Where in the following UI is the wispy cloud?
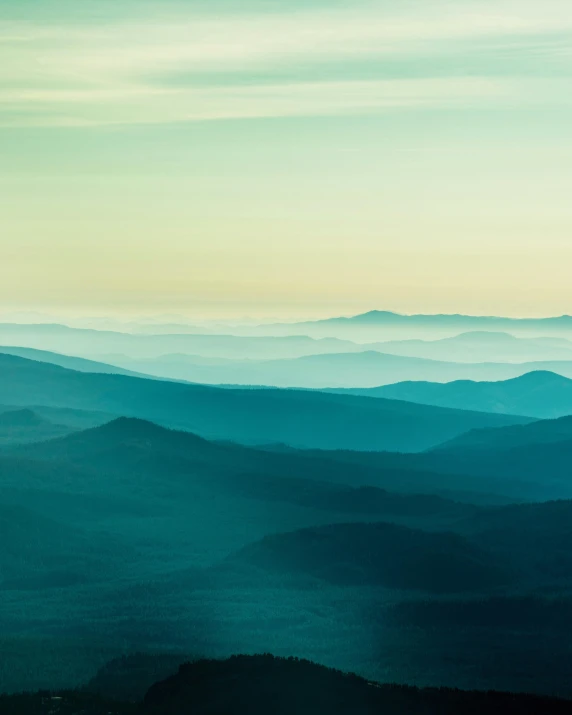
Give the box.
[1,0,572,126]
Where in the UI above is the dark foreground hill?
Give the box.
[144,655,572,714]
[348,371,572,419]
[88,349,572,389]
[0,353,530,452]
[4,655,572,715]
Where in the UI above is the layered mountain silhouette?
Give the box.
[248,310,572,341]
[432,414,572,452]
[341,371,572,418]
[0,353,530,452]
[83,350,572,388]
[370,331,572,363]
[286,420,572,502]
[4,410,572,697]
[0,345,140,376]
[6,316,572,703]
[6,417,475,523]
[0,323,373,361]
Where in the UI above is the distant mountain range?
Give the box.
[345,370,572,418]
[9,341,572,390]
[0,322,369,361]
[4,317,572,366]
[245,310,572,341]
[368,331,572,363]
[100,350,572,388]
[0,353,529,452]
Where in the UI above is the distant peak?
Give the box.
[452,331,516,341]
[101,416,163,432]
[510,370,571,384]
[0,408,45,427]
[354,310,401,318]
[93,416,207,445]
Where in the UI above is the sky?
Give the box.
[1,0,572,319]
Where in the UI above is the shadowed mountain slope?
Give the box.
[433,414,572,453]
[8,417,476,522]
[450,500,572,583]
[0,345,142,376]
[229,521,508,592]
[0,408,72,446]
[227,499,572,592]
[89,350,572,388]
[0,503,130,589]
[0,353,530,452]
[275,431,572,502]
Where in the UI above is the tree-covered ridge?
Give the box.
[3,655,572,715]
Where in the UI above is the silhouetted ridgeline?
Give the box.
[0,345,141,376]
[261,310,572,340]
[3,655,572,714]
[344,371,572,418]
[0,353,530,451]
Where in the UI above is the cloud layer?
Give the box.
[2,0,572,126]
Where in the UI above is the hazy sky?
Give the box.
[1,0,572,319]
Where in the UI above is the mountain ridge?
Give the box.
[343,371,572,418]
[0,352,531,453]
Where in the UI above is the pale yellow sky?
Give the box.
[2,0,572,319]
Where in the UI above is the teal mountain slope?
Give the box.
[0,345,142,376]
[369,331,572,363]
[0,353,530,452]
[432,414,572,453]
[0,407,73,445]
[85,350,572,388]
[346,371,572,418]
